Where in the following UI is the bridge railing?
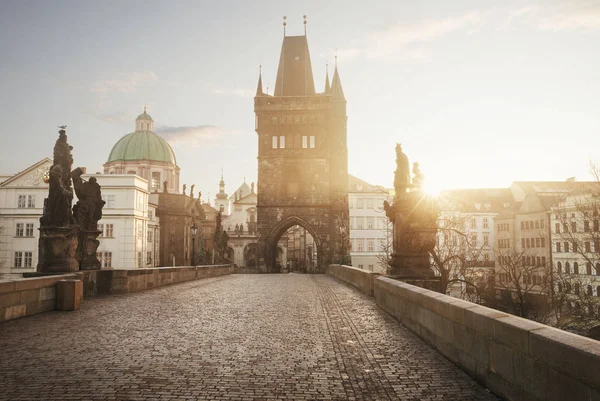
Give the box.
[0,264,233,323]
[327,264,600,401]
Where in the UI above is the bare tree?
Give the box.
[376,219,393,274]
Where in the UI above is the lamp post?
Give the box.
[191,222,198,266]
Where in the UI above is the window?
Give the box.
[357,239,364,252]
[14,252,23,267]
[151,172,161,189]
[541,238,545,248]
[574,262,579,274]
[366,198,374,209]
[367,217,374,229]
[367,240,374,252]
[540,219,545,229]
[471,218,476,229]
[571,222,577,233]
[309,136,315,148]
[27,195,35,208]
[587,263,593,275]
[137,252,142,267]
[563,223,569,233]
[349,239,353,251]
[279,135,285,148]
[356,217,364,229]
[98,224,104,237]
[24,223,33,237]
[573,241,578,253]
[357,198,364,209]
[148,230,153,243]
[272,136,278,148]
[105,224,114,237]
[15,223,24,237]
[103,195,116,209]
[557,262,562,273]
[565,262,571,274]
[483,234,489,246]
[594,220,599,232]
[555,223,560,233]
[137,222,143,239]
[564,242,569,252]
[102,252,112,268]
[526,238,530,248]
[302,136,308,148]
[535,238,540,248]
[147,251,152,264]
[358,264,364,269]
[349,217,355,230]
[584,220,591,232]
[23,252,33,267]
[17,195,26,208]
[585,242,591,253]
[556,242,562,252]
[368,264,374,271]
[471,234,477,245]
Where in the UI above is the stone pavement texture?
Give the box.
[0,274,497,401]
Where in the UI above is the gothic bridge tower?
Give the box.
[254,24,350,272]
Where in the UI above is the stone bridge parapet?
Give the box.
[327,264,600,401]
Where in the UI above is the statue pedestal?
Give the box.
[389,192,438,279]
[78,230,102,270]
[37,226,80,273]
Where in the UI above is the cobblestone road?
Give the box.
[0,274,497,401]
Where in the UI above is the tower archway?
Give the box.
[263,216,321,273]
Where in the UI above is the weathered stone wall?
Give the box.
[325,264,377,296]
[0,274,78,322]
[79,264,233,297]
[326,265,600,401]
[0,265,233,322]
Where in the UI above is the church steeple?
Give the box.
[330,62,345,101]
[324,63,331,93]
[256,65,265,97]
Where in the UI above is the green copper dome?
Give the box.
[107,131,176,165]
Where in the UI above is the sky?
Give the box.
[1,0,599,197]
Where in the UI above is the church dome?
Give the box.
[107,131,176,164]
[107,108,176,165]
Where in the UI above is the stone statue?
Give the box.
[183,184,187,196]
[163,180,168,193]
[72,168,105,231]
[40,164,73,227]
[190,184,195,199]
[412,162,424,189]
[198,191,202,202]
[383,200,395,223]
[235,224,239,232]
[394,143,410,196]
[38,127,79,273]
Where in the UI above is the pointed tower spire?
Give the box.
[256,64,264,96]
[331,57,345,101]
[324,62,331,93]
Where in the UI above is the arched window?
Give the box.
[587,263,592,275]
[574,262,579,274]
[587,285,593,296]
[565,282,571,293]
[557,282,563,293]
[557,262,562,273]
[565,262,571,274]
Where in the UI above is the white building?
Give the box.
[348,175,392,273]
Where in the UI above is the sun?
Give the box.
[422,179,444,197]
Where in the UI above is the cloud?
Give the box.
[335,11,486,62]
[90,71,158,93]
[512,2,600,31]
[95,111,130,125]
[155,125,228,147]
[214,88,254,98]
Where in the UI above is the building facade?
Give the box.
[254,31,350,272]
[347,175,392,273]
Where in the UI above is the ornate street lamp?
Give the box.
[191,222,198,266]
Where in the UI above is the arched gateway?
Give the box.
[254,28,350,273]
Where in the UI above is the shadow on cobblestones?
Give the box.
[0,274,497,401]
